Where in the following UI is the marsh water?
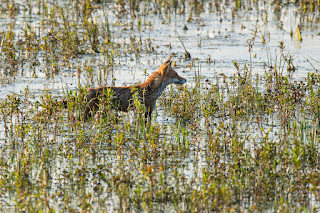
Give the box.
[0,0,320,211]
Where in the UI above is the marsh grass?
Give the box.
[0,0,320,212]
[3,49,320,211]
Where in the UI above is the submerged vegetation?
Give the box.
[0,0,320,212]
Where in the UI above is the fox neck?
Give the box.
[139,72,170,100]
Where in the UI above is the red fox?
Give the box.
[64,57,186,121]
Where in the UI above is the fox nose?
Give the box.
[180,78,186,84]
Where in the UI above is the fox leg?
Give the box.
[145,111,151,122]
[145,104,154,122]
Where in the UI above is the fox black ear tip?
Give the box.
[165,56,172,64]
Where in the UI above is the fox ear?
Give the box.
[164,59,172,74]
[160,57,172,75]
[164,56,171,64]
[165,57,172,68]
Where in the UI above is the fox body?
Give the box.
[81,57,186,120]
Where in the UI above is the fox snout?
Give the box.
[175,77,186,85]
[172,71,186,85]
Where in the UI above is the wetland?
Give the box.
[0,0,320,212]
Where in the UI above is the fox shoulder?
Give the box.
[87,88,96,93]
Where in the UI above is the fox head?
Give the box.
[158,57,186,85]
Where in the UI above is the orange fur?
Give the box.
[81,57,186,120]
